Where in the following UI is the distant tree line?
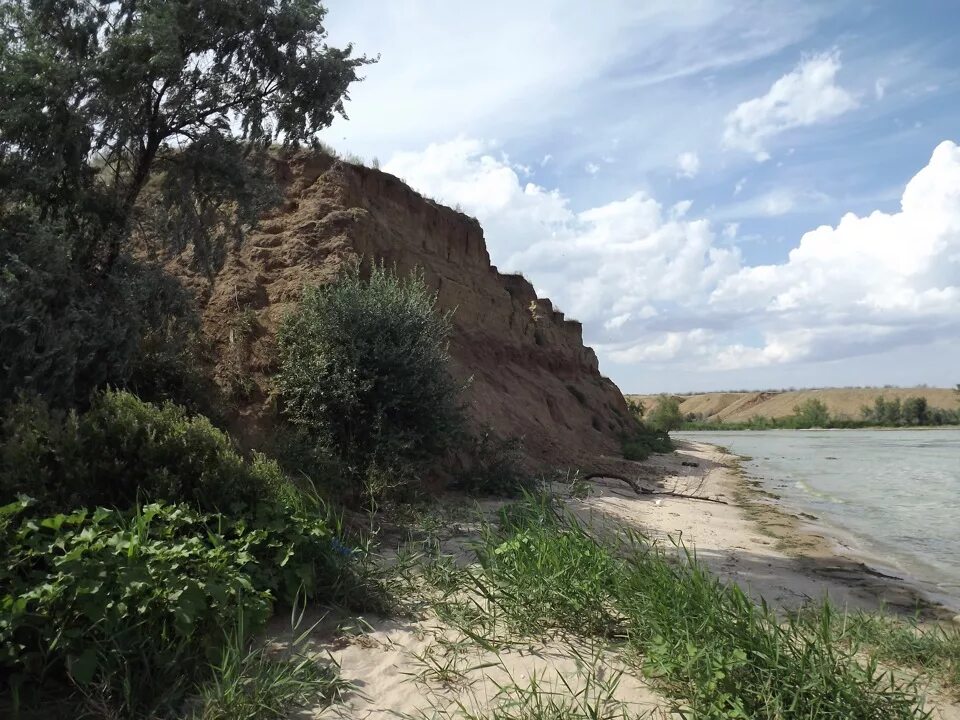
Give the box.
[675,395,960,431]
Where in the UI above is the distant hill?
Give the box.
[627,387,959,423]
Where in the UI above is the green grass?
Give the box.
[190,614,346,720]
[420,494,930,719]
[839,613,960,698]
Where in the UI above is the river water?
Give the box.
[675,429,960,608]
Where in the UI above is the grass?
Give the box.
[190,614,347,720]
[414,493,930,720]
[839,613,960,698]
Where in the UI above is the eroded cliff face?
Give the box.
[174,153,636,470]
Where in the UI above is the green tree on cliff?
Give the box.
[1,0,373,273]
[1,1,372,406]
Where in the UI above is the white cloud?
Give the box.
[676,151,701,178]
[541,153,553,166]
[875,78,887,100]
[723,52,858,161]
[385,138,960,374]
[733,177,747,196]
[585,162,600,175]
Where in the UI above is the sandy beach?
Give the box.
[278,440,960,719]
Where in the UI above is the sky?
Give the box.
[320,1,960,393]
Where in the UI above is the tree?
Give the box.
[646,395,683,432]
[276,263,465,498]
[0,0,373,273]
[793,398,830,427]
[901,396,929,426]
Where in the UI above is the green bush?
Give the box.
[0,495,363,716]
[0,390,279,513]
[0,215,207,411]
[646,394,683,432]
[0,498,273,716]
[621,428,674,461]
[276,263,465,499]
[458,426,533,497]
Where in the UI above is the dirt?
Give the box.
[630,387,960,422]
[168,152,637,473]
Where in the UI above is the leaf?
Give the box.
[69,647,99,685]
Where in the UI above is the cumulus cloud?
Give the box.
[385,138,960,373]
[676,151,701,178]
[723,52,858,161]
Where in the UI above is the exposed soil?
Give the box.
[168,152,637,473]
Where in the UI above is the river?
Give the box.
[675,429,960,608]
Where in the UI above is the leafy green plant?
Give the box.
[620,428,673,461]
[276,262,465,501]
[0,499,273,717]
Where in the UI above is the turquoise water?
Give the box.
[675,429,960,606]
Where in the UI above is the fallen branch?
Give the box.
[584,473,729,505]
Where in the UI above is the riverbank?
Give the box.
[573,440,958,619]
[275,441,960,719]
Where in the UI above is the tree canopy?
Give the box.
[0,0,373,272]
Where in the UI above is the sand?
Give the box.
[276,440,959,719]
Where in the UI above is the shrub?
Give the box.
[458,426,533,497]
[0,215,208,411]
[646,394,683,432]
[621,428,674,461]
[276,263,465,499]
[0,497,363,716]
[0,390,279,513]
[0,498,273,716]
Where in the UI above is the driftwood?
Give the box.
[584,472,729,505]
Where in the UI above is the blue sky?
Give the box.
[321,1,960,393]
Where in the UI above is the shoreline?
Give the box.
[573,440,958,620]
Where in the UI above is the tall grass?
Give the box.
[428,494,928,719]
[190,612,346,720]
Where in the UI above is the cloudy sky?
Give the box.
[321,1,960,393]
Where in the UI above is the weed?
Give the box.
[190,614,346,720]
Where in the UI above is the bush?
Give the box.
[621,428,674,461]
[646,394,683,432]
[0,390,280,513]
[0,498,273,716]
[458,426,533,497]
[276,263,465,499]
[0,215,208,411]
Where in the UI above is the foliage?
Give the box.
[458,426,534,497]
[0,491,371,717]
[0,499,273,717]
[646,394,683,432]
[625,397,645,420]
[793,398,830,427]
[621,428,673,461]
[277,263,465,500]
[0,0,372,273]
[0,218,206,410]
[0,390,280,513]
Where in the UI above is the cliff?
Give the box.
[173,153,636,470]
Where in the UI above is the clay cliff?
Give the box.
[173,152,636,470]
